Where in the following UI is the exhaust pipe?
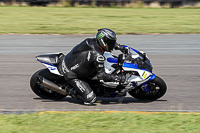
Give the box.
[37,76,68,96]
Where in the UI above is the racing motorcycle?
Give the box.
[30,46,167,102]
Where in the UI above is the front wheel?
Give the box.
[129,76,167,100]
[30,69,67,100]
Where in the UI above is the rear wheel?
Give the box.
[30,69,66,100]
[129,76,167,100]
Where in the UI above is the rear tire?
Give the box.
[30,69,66,100]
[129,76,167,100]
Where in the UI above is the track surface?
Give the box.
[0,34,200,112]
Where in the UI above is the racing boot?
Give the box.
[68,79,97,105]
[83,96,96,105]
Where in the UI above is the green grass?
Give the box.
[0,111,200,133]
[0,7,200,34]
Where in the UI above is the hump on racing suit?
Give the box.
[62,38,119,82]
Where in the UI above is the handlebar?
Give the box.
[124,45,147,61]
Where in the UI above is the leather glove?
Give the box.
[125,54,132,62]
[119,72,126,83]
[120,45,128,55]
[113,73,126,83]
[115,43,128,54]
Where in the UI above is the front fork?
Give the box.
[131,73,156,92]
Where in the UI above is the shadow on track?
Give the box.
[33,97,167,106]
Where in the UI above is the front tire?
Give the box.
[30,69,66,100]
[129,76,167,100]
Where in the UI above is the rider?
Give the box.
[62,28,127,105]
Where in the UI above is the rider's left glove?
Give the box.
[113,73,126,83]
[125,54,132,62]
[121,45,128,55]
[118,72,126,83]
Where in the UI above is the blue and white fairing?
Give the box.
[35,47,156,90]
[38,61,61,76]
[36,53,63,76]
[103,46,156,88]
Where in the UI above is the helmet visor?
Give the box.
[105,38,116,52]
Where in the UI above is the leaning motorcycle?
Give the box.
[30,45,167,102]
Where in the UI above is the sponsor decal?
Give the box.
[98,32,106,46]
[71,64,79,70]
[100,39,106,46]
[142,72,147,78]
[62,60,69,73]
[96,55,105,63]
[87,91,94,99]
[98,64,104,68]
[98,32,104,39]
[87,51,91,61]
[75,80,85,92]
[48,66,56,70]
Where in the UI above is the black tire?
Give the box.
[129,76,167,100]
[30,69,66,100]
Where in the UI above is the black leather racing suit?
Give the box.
[62,38,126,103]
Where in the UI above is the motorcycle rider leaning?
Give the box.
[62,28,127,105]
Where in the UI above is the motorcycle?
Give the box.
[30,45,167,102]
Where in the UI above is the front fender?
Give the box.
[149,73,156,81]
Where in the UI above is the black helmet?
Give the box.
[96,28,117,52]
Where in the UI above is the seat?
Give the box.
[36,53,64,65]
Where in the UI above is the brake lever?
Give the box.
[138,51,146,61]
[143,53,146,61]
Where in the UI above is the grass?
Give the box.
[0,7,200,34]
[0,111,200,133]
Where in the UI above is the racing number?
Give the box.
[142,72,147,78]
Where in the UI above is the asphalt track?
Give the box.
[0,34,200,113]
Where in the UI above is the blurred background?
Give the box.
[0,0,200,8]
